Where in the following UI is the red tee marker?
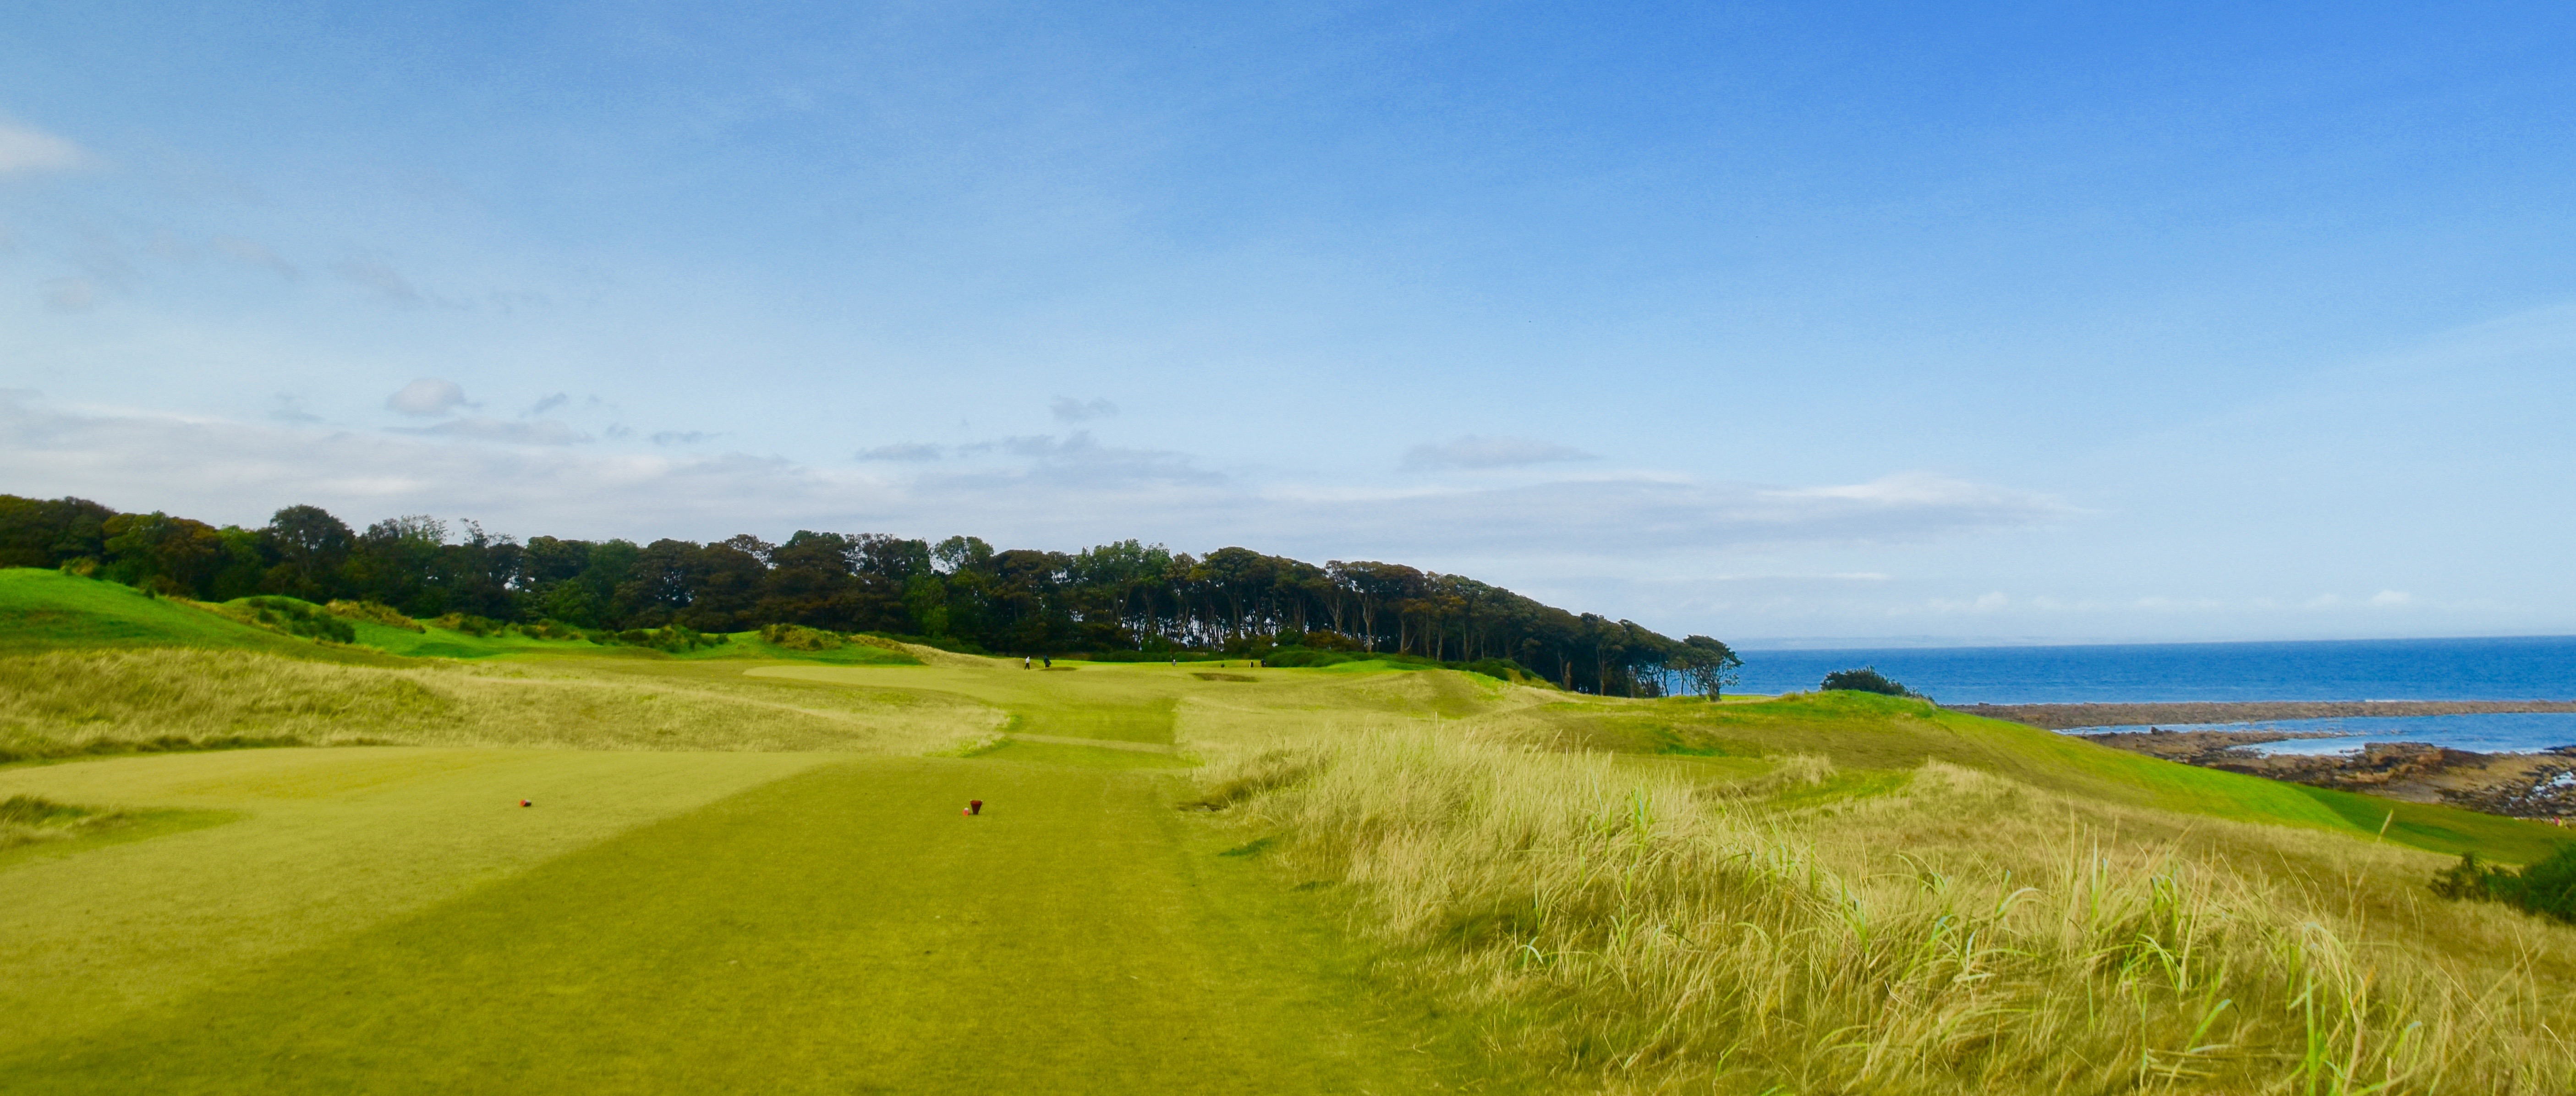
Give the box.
[967,800,983,816]
[521,800,532,807]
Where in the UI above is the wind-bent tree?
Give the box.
[1672,635,1744,700]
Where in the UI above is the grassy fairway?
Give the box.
[0,751,1479,1094]
[0,748,841,1053]
[9,571,2576,1091]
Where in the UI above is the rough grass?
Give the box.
[0,648,1001,756]
[1202,732,2576,1094]
[1531,690,2576,864]
[0,794,124,851]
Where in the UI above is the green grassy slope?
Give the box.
[0,749,1489,1093]
[0,569,390,663]
[1,568,923,667]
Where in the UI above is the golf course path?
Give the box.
[5,753,1470,1094]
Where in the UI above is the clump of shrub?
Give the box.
[757,623,845,651]
[510,619,586,641]
[218,596,356,644]
[431,613,506,637]
[1820,665,1923,699]
[326,600,425,632]
[595,625,729,653]
[2431,847,2576,924]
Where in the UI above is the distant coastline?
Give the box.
[1735,636,2576,704]
[1958,699,2576,731]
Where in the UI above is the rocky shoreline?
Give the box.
[2065,726,2576,819]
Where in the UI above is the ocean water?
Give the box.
[1731,635,2576,755]
[1735,636,2576,705]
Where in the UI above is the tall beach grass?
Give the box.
[0,648,1001,757]
[1204,730,2576,1093]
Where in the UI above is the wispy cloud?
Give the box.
[0,395,2064,582]
[651,430,713,446]
[385,379,471,417]
[211,236,300,280]
[42,278,96,313]
[390,417,590,445]
[331,253,422,305]
[1245,473,2066,555]
[0,119,86,174]
[1049,396,1118,423]
[528,393,570,416]
[268,395,324,425]
[1402,434,1593,471]
[857,442,944,461]
[977,431,1218,487]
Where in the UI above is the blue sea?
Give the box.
[1732,636,2576,755]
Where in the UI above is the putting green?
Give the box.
[0,750,1485,1093]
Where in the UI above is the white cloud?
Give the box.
[1402,434,1593,471]
[0,119,85,174]
[385,379,471,417]
[2370,590,2414,606]
[1049,396,1118,422]
[650,430,713,446]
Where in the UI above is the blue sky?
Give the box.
[4,1,2573,645]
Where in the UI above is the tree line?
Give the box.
[0,493,1742,696]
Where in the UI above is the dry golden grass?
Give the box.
[0,648,1003,756]
[1202,730,2576,1094]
